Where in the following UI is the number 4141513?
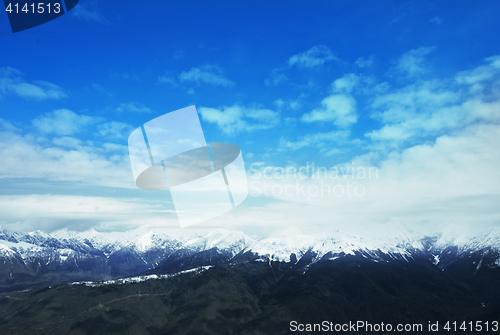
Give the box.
[5,3,61,14]
[443,321,499,332]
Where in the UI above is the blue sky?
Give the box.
[1,1,500,235]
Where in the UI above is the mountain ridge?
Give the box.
[1,225,500,293]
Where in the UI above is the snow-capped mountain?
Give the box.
[0,227,256,292]
[244,224,500,265]
[1,224,500,292]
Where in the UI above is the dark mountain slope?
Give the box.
[1,254,498,335]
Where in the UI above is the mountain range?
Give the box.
[1,224,499,293]
[1,224,500,334]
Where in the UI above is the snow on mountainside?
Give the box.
[182,229,256,256]
[2,225,500,264]
[1,223,500,293]
[245,224,426,262]
[244,224,500,263]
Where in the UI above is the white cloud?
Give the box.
[301,74,359,127]
[0,128,133,188]
[455,55,500,94]
[32,109,99,136]
[274,98,300,110]
[0,195,176,232]
[238,122,500,232]
[288,45,336,68]
[98,121,135,139]
[265,68,288,86]
[365,124,416,141]
[331,73,360,94]
[280,130,350,150]
[265,45,337,87]
[301,94,357,127]
[72,4,110,24]
[115,102,152,113]
[367,56,500,142]
[157,74,177,86]
[199,105,280,135]
[230,54,500,232]
[390,46,436,78]
[0,67,67,100]
[52,136,83,149]
[179,65,234,87]
[0,118,20,132]
[355,55,375,68]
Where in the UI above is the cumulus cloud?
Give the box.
[32,109,99,136]
[179,65,234,87]
[199,105,280,135]
[0,67,67,100]
[288,45,337,68]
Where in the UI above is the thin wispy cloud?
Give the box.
[0,67,67,100]
[274,98,301,111]
[97,121,135,139]
[115,102,152,113]
[430,17,444,25]
[157,74,177,86]
[279,130,350,151]
[367,55,500,143]
[265,45,337,86]
[287,45,337,68]
[179,65,234,88]
[355,55,375,68]
[389,46,436,78]
[32,109,99,136]
[0,128,132,188]
[0,118,20,132]
[455,55,500,93]
[0,194,172,232]
[264,68,288,87]
[199,105,280,135]
[72,3,110,24]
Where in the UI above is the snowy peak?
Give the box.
[245,224,500,263]
[182,228,256,255]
